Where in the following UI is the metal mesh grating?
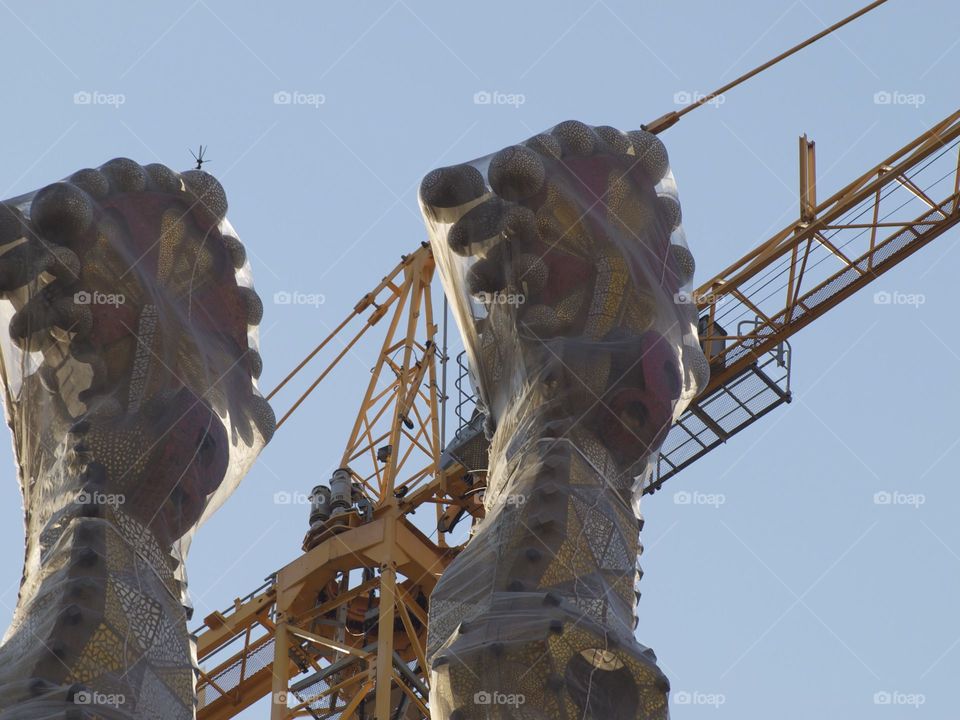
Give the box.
[292,671,345,719]
[197,636,275,710]
[646,341,791,493]
[452,327,792,494]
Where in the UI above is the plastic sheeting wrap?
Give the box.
[0,160,274,719]
[419,121,707,719]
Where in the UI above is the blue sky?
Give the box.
[1,1,959,717]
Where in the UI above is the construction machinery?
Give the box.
[192,104,960,717]
[190,2,960,717]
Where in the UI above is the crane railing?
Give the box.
[696,111,960,392]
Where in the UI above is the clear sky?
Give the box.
[1,1,958,718]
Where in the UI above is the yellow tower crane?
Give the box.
[189,2,960,717]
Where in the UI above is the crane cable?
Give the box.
[645,0,891,134]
